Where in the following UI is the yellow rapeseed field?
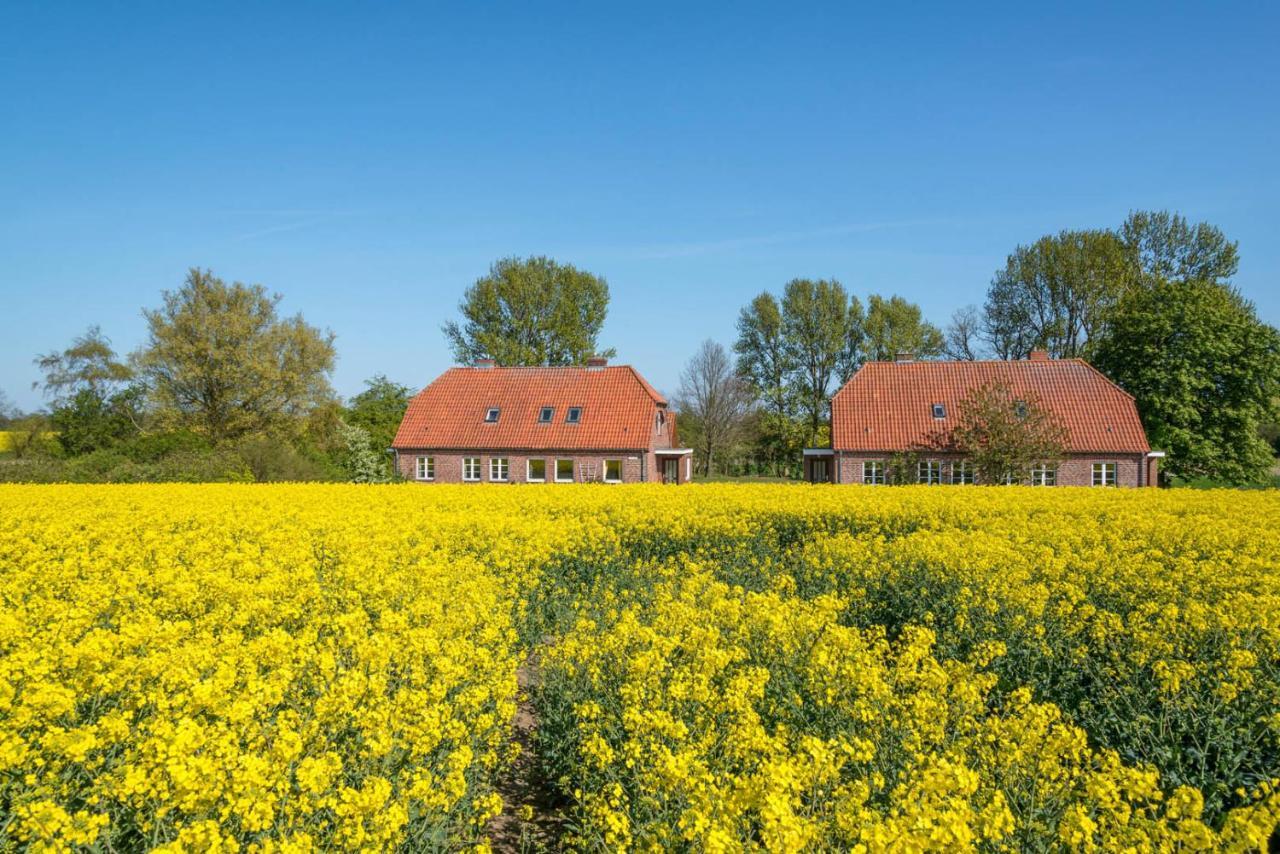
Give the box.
[1,484,1278,851]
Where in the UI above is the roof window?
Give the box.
[484,407,500,423]
[1014,400,1028,419]
[538,406,554,424]
[566,407,582,424]
[932,403,946,419]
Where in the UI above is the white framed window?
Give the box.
[1092,462,1116,486]
[489,457,509,481]
[918,460,943,485]
[931,403,946,419]
[565,407,582,424]
[537,407,554,424]
[604,459,622,483]
[952,461,974,485]
[462,457,481,481]
[1030,464,1057,486]
[527,459,546,482]
[863,460,885,485]
[484,407,500,423]
[1014,400,1029,419]
[415,456,434,481]
[555,459,575,482]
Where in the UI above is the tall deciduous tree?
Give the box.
[1120,210,1238,287]
[950,379,1068,485]
[734,292,792,418]
[34,325,133,405]
[835,296,867,384]
[943,305,983,361]
[862,294,944,362]
[782,278,849,439]
[135,268,336,440]
[1092,279,1280,484]
[982,229,1132,360]
[674,340,754,477]
[345,375,412,455]
[443,256,614,367]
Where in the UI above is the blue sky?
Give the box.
[3,2,1277,410]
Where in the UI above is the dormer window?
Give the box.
[538,406,554,424]
[932,403,946,419]
[484,407,500,423]
[566,407,582,424]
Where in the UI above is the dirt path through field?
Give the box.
[488,658,564,852]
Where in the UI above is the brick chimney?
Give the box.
[894,352,914,363]
[586,356,608,370]
[474,358,496,369]
[1028,350,1050,361]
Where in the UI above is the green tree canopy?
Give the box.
[734,292,792,418]
[1092,279,1280,484]
[1121,210,1238,287]
[949,379,1068,485]
[862,294,944,363]
[134,268,337,440]
[443,256,614,366]
[781,279,850,439]
[344,374,412,456]
[34,325,133,405]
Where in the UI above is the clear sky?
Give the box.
[3,2,1277,410]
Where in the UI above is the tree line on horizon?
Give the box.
[2,209,1278,485]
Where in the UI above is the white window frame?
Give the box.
[604,459,622,483]
[484,407,500,423]
[952,461,974,485]
[565,407,582,424]
[537,406,554,424]
[918,460,943,485]
[462,457,481,482]
[415,456,434,481]
[489,457,509,482]
[863,460,885,485]
[555,458,575,482]
[527,459,546,482]
[1092,461,1117,487]
[1030,464,1057,486]
[932,403,946,419]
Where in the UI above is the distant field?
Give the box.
[1,484,1278,851]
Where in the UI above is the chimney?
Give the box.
[1028,350,1050,361]
[894,352,914,363]
[474,358,496,369]
[586,356,608,370]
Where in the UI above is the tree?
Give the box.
[34,326,134,405]
[862,294,944,362]
[443,256,614,367]
[338,421,390,483]
[982,230,1133,360]
[734,292,792,418]
[835,296,867,384]
[0,389,14,427]
[134,268,337,440]
[950,379,1068,485]
[943,305,983,361]
[1121,210,1238,287]
[674,340,754,477]
[782,279,850,440]
[34,326,141,454]
[345,375,412,455]
[1092,279,1280,484]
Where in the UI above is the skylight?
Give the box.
[484,407,500,423]
[538,406,554,423]
[932,403,946,419]
[566,407,582,424]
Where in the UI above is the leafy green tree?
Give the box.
[835,296,867,383]
[443,256,614,366]
[949,379,1068,485]
[734,292,792,419]
[34,326,141,454]
[862,294,944,362]
[338,421,389,483]
[1092,279,1280,484]
[982,230,1133,359]
[345,375,412,455]
[33,325,134,405]
[1121,210,1238,287]
[782,278,850,440]
[134,268,337,440]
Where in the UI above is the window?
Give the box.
[489,457,509,481]
[952,461,974,485]
[565,407,582,424]
[527,459,546,482]
[484,407,500,423]
[1030,464,1057,486]
[555,459,575,482]
[932,403,946,419]
[1014,400,1028,419]
[538,407,554,424]
[918,460,943,484]
[415,456,434,481]
[462,457,481,481]
[1092,462,1117,486]
[863,460,885,485]
[604,459,622,482]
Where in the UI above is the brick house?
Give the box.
[391,357,693,484]
[805,351,1163,487]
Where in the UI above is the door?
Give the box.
[662,458,679,483]
[810,459,829,483]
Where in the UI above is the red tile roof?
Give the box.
[831,358,1149,453]
[393,365,672,451]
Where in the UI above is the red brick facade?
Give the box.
[394,449,691,484]
[830,452,1155,487]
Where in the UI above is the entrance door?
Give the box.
[810,459,829,483]
[662,458,679,483]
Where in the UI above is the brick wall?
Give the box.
[397,450,652,483]
[834,452,1150,487]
